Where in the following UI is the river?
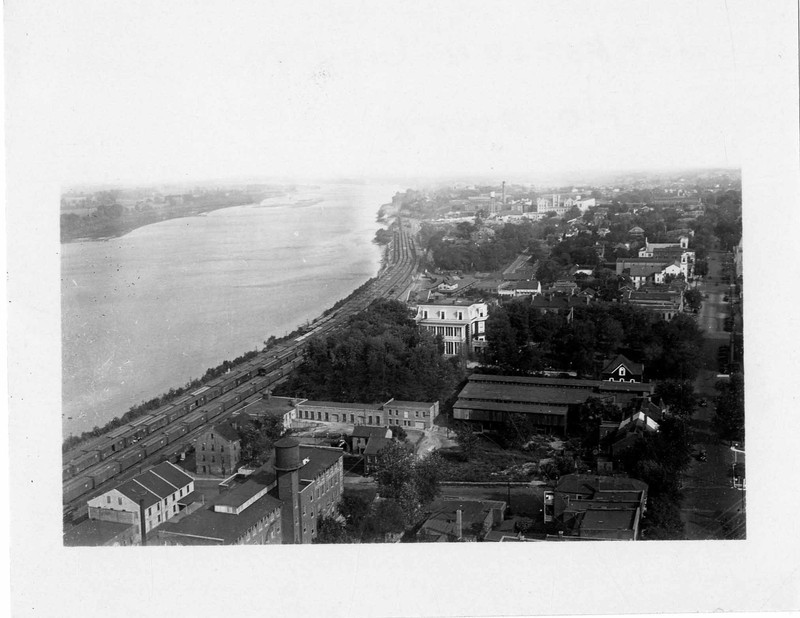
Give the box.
[61,183,399,438]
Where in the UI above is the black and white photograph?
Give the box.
[6,0,800,616]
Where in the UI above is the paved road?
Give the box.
[680,250,745,539]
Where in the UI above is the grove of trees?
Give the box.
[484,300,705,381]
[276,299,464,404]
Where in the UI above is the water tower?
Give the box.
[274,436,302,544]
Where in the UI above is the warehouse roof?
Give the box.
[63,519,136,547]
[458,381,594,406]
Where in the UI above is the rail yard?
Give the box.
[62,221,419,523]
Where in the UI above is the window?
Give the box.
[148,507,152,516]
[201,443,206,451]
[211,456,215,463]
[106,496,111,504]
[157,514,161,523]
[619,367,626,377]
[404,411,409,419]
[118,497,122,506]
[211,444,215,451]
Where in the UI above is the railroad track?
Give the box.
[63,219,419,522]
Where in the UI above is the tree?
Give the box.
[536,259,561,284]
[363,499,407,541]
[314,514,349,543]
[684,288,703,313]
[414,452,444,507]
[654,380,697,417]
[453,422,480,461]
[389,424,408,442]
[713,373,744,442]
[238,415,284,466]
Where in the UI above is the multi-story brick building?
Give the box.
[155,439,344,545]
[85,461,195,539]
[415,299,488,356]
[196,423,240,476]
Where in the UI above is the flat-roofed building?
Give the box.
[383,399,440,430]
[63,519,138,547]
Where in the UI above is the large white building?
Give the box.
[86,461,195,539]
[415,300,488,356]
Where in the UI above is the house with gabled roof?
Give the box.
[86,461,195,539]
[601,354,644,382]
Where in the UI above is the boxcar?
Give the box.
[164,424,188,443]
[62,464,74,481]
[219,393,239,412]
[92,441,116,460]
[141,433,168,457]
[69,450,101,474]
[238,382,256,400]
[107,424,137,448]
[144,414,168,435]
[118,446,146,472]
[89,461,121,487]
[171,395,192,416]
[204,402,224,420]
[181,410,206,432]
[63,476,94,503]
[164,406,182,424]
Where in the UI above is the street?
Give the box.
[681,250,745,539]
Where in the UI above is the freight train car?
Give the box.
[237,381,256,400]
[170,395,193,417]
[62,464,73,481]
[219,392,240,412]
[107,424,138,450]
[89,461,121,487]
[141,433,168,457]
[68,450,101,475]
[143,414,168,435]
[205,402,224,421]
[64,476,93,503]
[164,405,183,425]
[118,446,145,472]
[164,424,188,443]
[181,410,207,432]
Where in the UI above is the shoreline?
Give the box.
[62,199,398,449]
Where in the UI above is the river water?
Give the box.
[61,184,398,438]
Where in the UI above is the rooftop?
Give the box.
[457,381,594,407]
[579,508,637,532]
[158,492,283,544]
[351,426,390,439]
[298,446,343,481]
[63,519,136,547]
[363,436,393,456]
[209,422,240,442]
[301,400,381,410]
[417,299,485,307]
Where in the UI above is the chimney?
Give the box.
[456,509,463,540]
[139,498,147,546]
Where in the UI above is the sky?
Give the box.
[6,0,746,186]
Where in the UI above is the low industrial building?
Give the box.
[63,519,139,547]
[296,398,439,430]
[452,374,654,434]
